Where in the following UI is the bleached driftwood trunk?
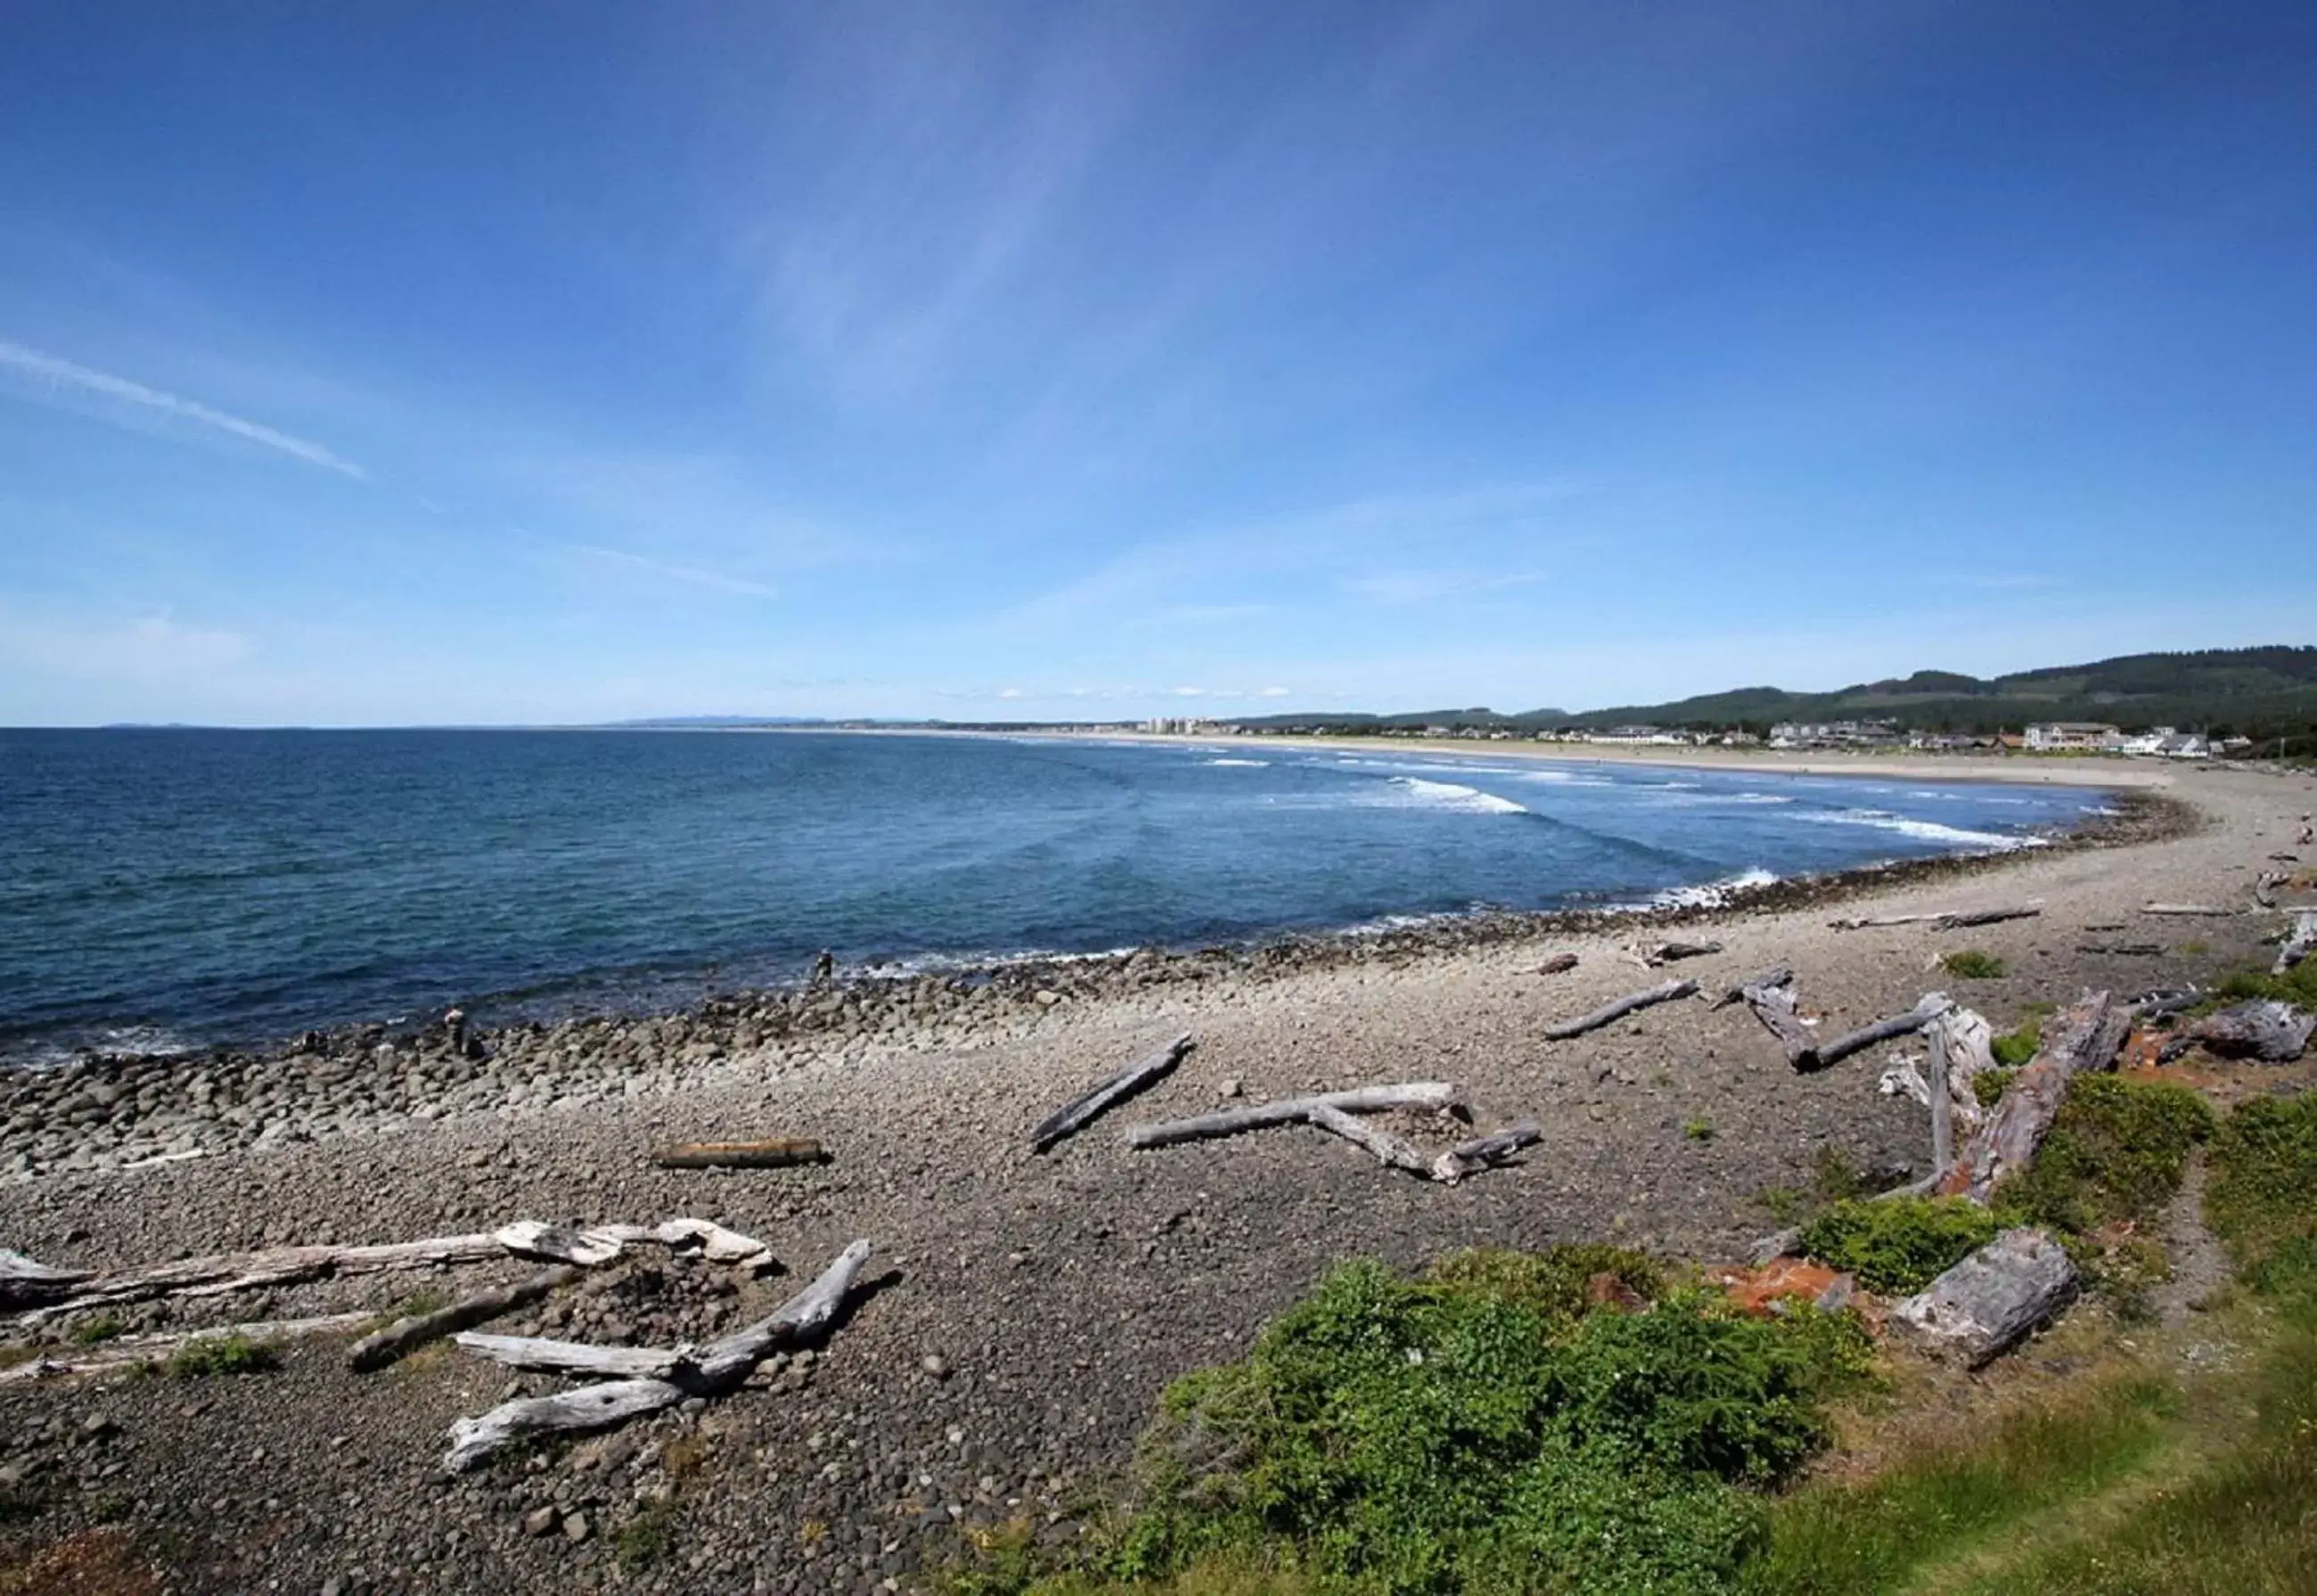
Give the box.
[2160,1000,2314,1064]
[2275,910,2317,977]
[1830,904,2041,931]
[1798,994,1953,1076]
[1716,970,1819,1067]
[1029,1033,1195,1152]
[1938,992,2126,1202]
[1303,1104,1436,1175]
[2141,903,2237,917]
[1124,1083,1461,1150]
[1,1250,91,1312]
[1431,1120,1541,1183]
[1,1313,376,1385]
[1542,979,1699,1041]
[346,1265,582,1372]
[1893,1228,2078,1366]
[443,1239,873,1473]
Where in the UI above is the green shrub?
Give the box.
[1797,1199,2002,1295]
[1684,1115,1715,1142]
[2206,1093,2317,1297]
[1941,951,2007,980]
[70,1314,127,1346]
[1972,1068,2016,1108]
[166,1331,277,1379]
[1992,1075,2214,1239]
[1991,1019,2042,1068]
[1114,1251,1853,1593]
[1810,1147,1866,1203]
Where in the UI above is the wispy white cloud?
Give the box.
[0,339,366,479]
[1345,569,1547,604]
[570,544,779,598]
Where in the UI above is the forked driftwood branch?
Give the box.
[1123,1083,1461,1150]
[443,1239,873,1473]
[1542,979,1699,1041]
[1030,1033,1195,1152]
[1716,970,1818,1068]
[1938,992,2127,1202]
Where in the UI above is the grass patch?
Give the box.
[1810,1147,1867,1203]
[0,1344,38,1371]
[1972,1068,2016,1108]
[2205,952,2317,1012]
[1683,1115,1714,1142]
[1797,1198,2002,1295]
[1993,1076,2215,1239]
[1092,1248,1864,1594]
[2205,1092,2317,1297]
[1991,1019,2042,1068]
[70,1314,127,1346]
[165,1331,277,1379]
[615,1494,680,1574]
[1942,951,2008,980]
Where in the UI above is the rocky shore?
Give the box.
[1,765,2305,1595]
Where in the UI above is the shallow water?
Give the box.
[0,729,2101,1060]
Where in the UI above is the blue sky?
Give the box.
[2,1,2312,726]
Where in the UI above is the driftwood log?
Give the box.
[0,1313,376,1385]
[1029,1033,1195,1152]
[1830,904,2041,931]
[652,1140,827,1171]
[2141,903,2237,917]
[2159,1001,2314,1065]
[1,1250,92,1312]
[1432,1120,1541,1184]
[443,1239,873,1472]
[1893,1228,2079,1366]
[347,1265,582,1372]
[1298,1107,1540,1184]
[1303,1104,1435,1175]
[1543,979,1698,1041]
[1717,970,1818,1067]
[1939,992,2127,1201]
[2078,943,2164,956]
[1535,953,1580,975]
[1624,939,1723,969]
[1124,1083,1461,1150]
[1796,994,1953,1076]
[2276,911,2317,977]
[452,1333,692,1379]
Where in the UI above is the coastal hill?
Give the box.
[1229,645,2317,740]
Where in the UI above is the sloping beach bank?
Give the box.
[1,758,2312,1593]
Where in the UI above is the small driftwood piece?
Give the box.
[1303,1104,1435,1175]
[1797,994,1953,1076]
[2159,1001,2313,1065]
[1124,1083,1461,1150]
[2078,943,2164,956]
[1830,904,2041,931]
[1893,1228,2078,1367]
[1,1250,92,1312]
[1939,992,2126,1201]
[1432,1120,1541,1184]
[653,1139,827,1171]
[1535,953,1580,975]
[443,1239,873,1472]
[2254,872,2288,910]
[2133,986,2203,1021]
[1718,970,1818,1067]
[1623,939,1723,970]
[1542,979,1698,1041]
[2,1313,376,1385]
[1029,1033,1194,1153]
[2276,911,2317,977]
[2141,903,2237,917]
[347,1265,582,1372]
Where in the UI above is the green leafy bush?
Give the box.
[1114,1250,1857,1593]
[1941,951,2007,980]
[166,1331,277,1379]
[2206,1093,2317,1297]
[1991,1020,2042,1068]
[1993,1075,2214,1238]
[1972,1068,2016,1108]
[1797,1199,2002,1295]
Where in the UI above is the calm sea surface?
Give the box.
[0,729,2103,1062]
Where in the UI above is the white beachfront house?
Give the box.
[2024,722,2123,752]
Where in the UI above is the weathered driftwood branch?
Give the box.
[452,1332,692,1379]
[2254,872,2288,910]
[2133,986,2203,1021]
[2159,1001,2313,1065]
[19,1233,508,1321]
[1124,1083,1461,1151]
[1719,970,1819,1068]
[1,1250,92,1312]
[1623,939,1722,970]
[1432,1120,1541,1184]
[1893,1228,2078,1367]
[1535,953,1580,975]
[2141,903,2237,917]
[653,1139,828,1170]
[2,1313,376,1385]
[1797,994,1953,1076]
[443,1240,873,1472]
[1029,1033,1194,1153]
[2078,942,2163,956]
[347,1265,582,1373]
[496,1218,776,1274]
[1303,1104,1435,1175]
[2276,911,2317,978]
[1543,979,1699,1041]
[1939,992,2126,1201]
[1830,904,2041,931]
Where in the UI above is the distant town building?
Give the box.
[1769,719,1901,749]
[2023,722,2123,752]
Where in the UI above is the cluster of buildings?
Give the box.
[2021,723,2213,757]
[1124,716,2231,758]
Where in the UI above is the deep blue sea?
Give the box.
[0,729,2106,1063]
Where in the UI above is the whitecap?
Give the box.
[1792,808,2044,852]
[1204,757,1270,767]
[1647,866,1781,909]
[1388,777,1529,815]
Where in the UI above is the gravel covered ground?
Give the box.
[4,757,2313,1595]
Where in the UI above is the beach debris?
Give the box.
[1543,978,1699,1041]
[2275,909,2317,977]
[1125,1082,1462,1150]
[1830,903,2042,932]
[1794,994,1955,1076]
[2158,1000,2313,1065]
[0,1249,94,1312]
[2077,942,2164,955]
[452,1333,693,1379]
[1893,1228,2078,1367]
[1297,1105,1541,1184]
[1715,969,1818,1067]
[1939,991,2127,1201]
[1621,938,1723,970]
[347,1265,583,1373]
[1029,1032,1195,1153]
[1535,953,1580,975]
[1,1312,378,1385]
[1431,1120,1543,1184]
[2131,986,2204,1021]
[443,1239,874,1473]
[1302,1103,1435,1175]
[652,1138,829,1171]
[2254,871,2288,910]
[2270,852,2303,863]
[2140,903,2238,917]
[1879,1008,1996,1174]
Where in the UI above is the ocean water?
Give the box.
[0,729,2103,1062]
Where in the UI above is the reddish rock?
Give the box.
[1704,1257,1857,1318]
